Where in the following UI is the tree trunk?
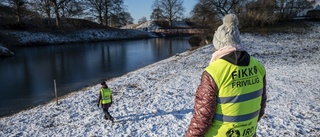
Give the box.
[104,0,109,26]
[51,0,60,28]
[13,0,24,23]
[98,11,103,25]
[16,6,21,23]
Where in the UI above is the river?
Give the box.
[0,37,191,117]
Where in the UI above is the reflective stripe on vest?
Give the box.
[217,89,263,104]
[214,109,260,122]
[204,57,266,137]
[100,88,112,104]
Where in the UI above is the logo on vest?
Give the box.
[226,128,240,137]
[226,122,256,137]
[231,66,260,88]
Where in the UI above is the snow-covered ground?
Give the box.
[0,44,14,57]
[0,22,319,137]
[0,29,151,47]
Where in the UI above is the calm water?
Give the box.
[0,37,191,117]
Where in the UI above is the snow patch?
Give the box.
[0,22,319,136]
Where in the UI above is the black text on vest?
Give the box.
[231,66,260,88]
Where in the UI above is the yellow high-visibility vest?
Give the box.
[205,57,266,137]
[100,88,112,104]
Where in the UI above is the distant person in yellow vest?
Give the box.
[186,14,267,137]
[97,81,114,122]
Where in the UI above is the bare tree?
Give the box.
[240,0,278,27]
[112,11,133,27]
[191,0,218,25]
[150,6,164,20]
[202,0,240,17]
[40,0,52,18]
[59,0,83,18]
[276,0,315,21]
[8,0,26,23]
[153,0,185,26]
[49,0,62,27]
[104,0,110,25]
[105,0,124,26]
[29,0,56,19]
[88,0,104,25]
[138,17,147,24]
[88,0,127,27]
[40,0,85,27]
[29,0,85,26]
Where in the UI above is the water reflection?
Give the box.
[0,37,190,117]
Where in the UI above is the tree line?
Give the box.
[190,0,316,28]
[0,0,316,29]
[0,0,134,28]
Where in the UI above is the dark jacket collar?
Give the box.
[221,51,251,66]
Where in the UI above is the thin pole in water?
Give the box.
[54,79,59,105]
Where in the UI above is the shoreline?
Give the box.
[0,29,153,48]
[0,46,200,119]
[0,36,193,118]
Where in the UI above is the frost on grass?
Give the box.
[0,22,319,136]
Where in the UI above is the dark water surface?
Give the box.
[0,37,191,117]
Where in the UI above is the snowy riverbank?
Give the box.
[0,44,14,57]
[0,22,319,136]
[0,29,151,47]
[0,29,153,57]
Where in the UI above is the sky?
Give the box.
[124,0,198,23]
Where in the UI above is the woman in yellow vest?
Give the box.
[186,14,267,137]
[97,81,114,122]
